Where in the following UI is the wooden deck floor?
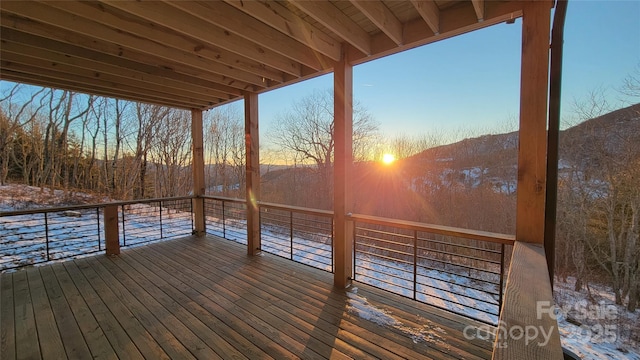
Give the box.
[1,235,494,359]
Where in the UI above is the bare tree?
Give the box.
[151,109,192,197]
[128,103,166,198]
[0,84,48,185]
[268,89,378,208]
[204,105,245,196]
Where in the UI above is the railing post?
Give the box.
[499,243,505,311]
[104,205,120,256]
[96,208,101,251]
[222,200,226,238]
[290,211,294,260]
[121,205,126,247]
[413,230,418,300]
[159,201,164,239]
[44,212,50,261]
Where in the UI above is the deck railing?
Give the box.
[2,195,513,325]
[259,202,333,272]
[0,197,194,271]
[203,195,247,242]
[202,196,334,272]
[350,213,515,325]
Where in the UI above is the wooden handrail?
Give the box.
[0,196,194,217]
[492,242,563,359]
[349,213,516,245]
[258,201,333,217]
[200,194,247,204]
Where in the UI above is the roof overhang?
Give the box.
[0,0,525,110]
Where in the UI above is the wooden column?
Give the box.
[245,92,261,255]
[333,52,354,288]
[104,205,120,255]
[192,109,206,236]
[516,0,551,244]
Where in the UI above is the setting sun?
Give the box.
[381,153,396,165]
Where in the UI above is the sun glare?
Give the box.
[382,153,396,165]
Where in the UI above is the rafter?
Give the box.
[224,0,341,61]
[1,44,226,103]
[348,0,523,64]
[0,69,208,110]
[100,0,303,78]
[37,1,265,89]
[1,2,257,93]
[161,0,333,71]
[52,1,284,83]
[410,0,440,35]
[0,56,215,106]
[289,0,371,56]
[472,0,485,21]
[350,0,403,46]
[0,26,236,100]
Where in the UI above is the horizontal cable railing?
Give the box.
[350,213,515,325]
[202,196,334,273]
[259,202,333,273]
[203,196,247,243]
[120,197,194,247]
[0,196,194,271]
[3,193,514,325]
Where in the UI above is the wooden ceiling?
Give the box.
[0,1,525,110]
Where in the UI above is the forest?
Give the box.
[1,78,639,316]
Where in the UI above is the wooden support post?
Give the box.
[104,205,120,255]
[245,92,261,255]
[516,0,551,245]
[333,52,354,288]
[192,109,206,237]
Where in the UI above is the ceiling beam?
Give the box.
[350,0,403,46]
[0,26,236,100]
[289,0,371,56]
[0,56,215,107]
[223,0,341,62]
[472,0,485,21]
[410,0,440,35]
[348,0,523,65]
[26,1,264,89]
[2,2,252,95]
[162,0,334,71]
[100,0,303,78]
[51,1,284,83]
[0,45,225,104]
[0,69,207,110]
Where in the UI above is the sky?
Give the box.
[1,1,638,147]
[258,0,640,143]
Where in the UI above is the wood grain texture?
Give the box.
[245,92,261,255]
[104,204,119,255]
[191,109,206,236]
[515,0,552,245]
[333,52,354,289]
[2,235,494,359]
[492,242,563,359]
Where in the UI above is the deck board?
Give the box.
[26,267,68,360]
[1,235,494,359]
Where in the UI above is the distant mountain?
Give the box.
[399,103,640,194]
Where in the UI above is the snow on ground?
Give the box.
[0,184,107,211]
[555,277,640,359]
[346,286,449,345]
[1,184,192,270]
[2,183,639,359]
